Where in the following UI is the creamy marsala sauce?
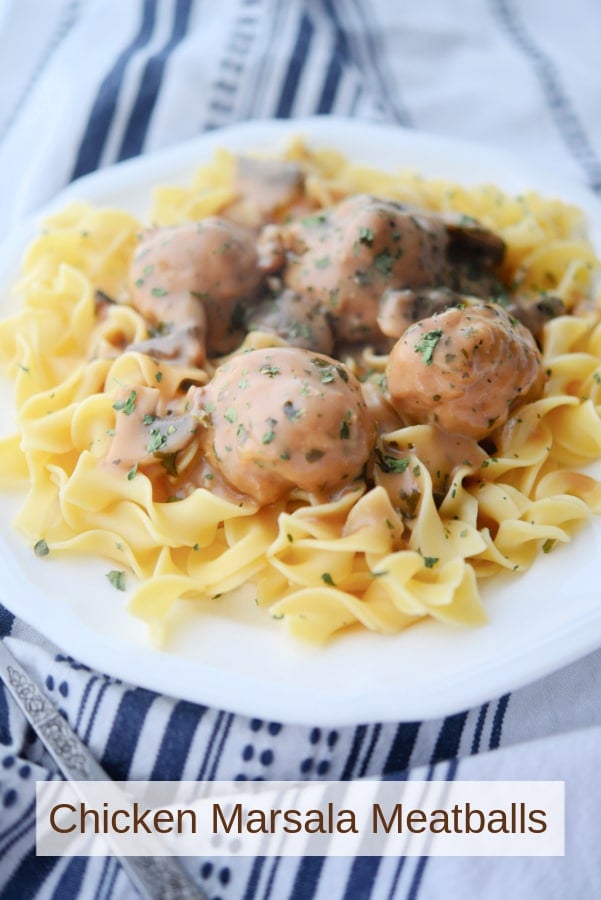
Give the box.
[103,156,554,512]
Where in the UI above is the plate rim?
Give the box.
[2,115,601,726]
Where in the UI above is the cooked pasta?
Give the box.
[1,139,601,644]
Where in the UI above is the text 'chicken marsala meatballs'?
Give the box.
[194,346,375,505]
[385,304,545,441]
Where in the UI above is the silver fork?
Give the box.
[0,638,208,900]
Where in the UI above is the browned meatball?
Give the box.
[129,218,263,357]
[196,346,374,504]
[279,194,451,343]
[385,304,544,440]
[245,289,334,354]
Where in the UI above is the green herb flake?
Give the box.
[374,250,394,278]
[260,364,280,378]
[106,570,126,591]
[157,452,178,476]
[414,329,443,365]
[423,556,439,569]
[224,407,237,423]
[146,428,167,453]
[151,287,168,298]
[301,213,327,227]
[112,389,137,415]
[262,430,276,445]
[321,572,336,586]
[34,539,49,557]
[378,453,410,474]
[155,371,163,383]
[127,463,138,480]
[358,226,375,246]
[542,539,555,554]
[142,413,156,426]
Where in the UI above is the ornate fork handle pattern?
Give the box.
[0,641,207,900]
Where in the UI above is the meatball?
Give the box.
[197,346,374,504]
[385,304,544,440]
[279,194,451,343]
[245,288,334,355]
[129,218,263,357]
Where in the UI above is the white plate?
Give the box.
[2,117,601,726]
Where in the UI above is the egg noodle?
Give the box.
[1,140,601,643]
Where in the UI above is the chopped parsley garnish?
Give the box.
[321,572,336,586]
[301,212,327,227]
[340,419,351,439]
[34,539,49,557]
[358,226,375,246]
[127,463,138,480]
[151,287,168,298]
[146,428,167,453]
[377,453,410,474]
[423,557,439,569]
[260,364,280,378]
[142,413,156,426]
[112,389,137,415]
[262,430,276,444]
[414,329,443,365]
[320,367,336,383]
[374,249,394,278]
[224,407,237,423]
[157,452,178,477]
[106,570,126,591]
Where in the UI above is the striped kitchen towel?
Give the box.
[1,1,601,897]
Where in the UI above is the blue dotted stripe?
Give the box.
[430,711,469,764]
[204,0,264,130]
[471,703,489,754]
[489,694,511,750]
